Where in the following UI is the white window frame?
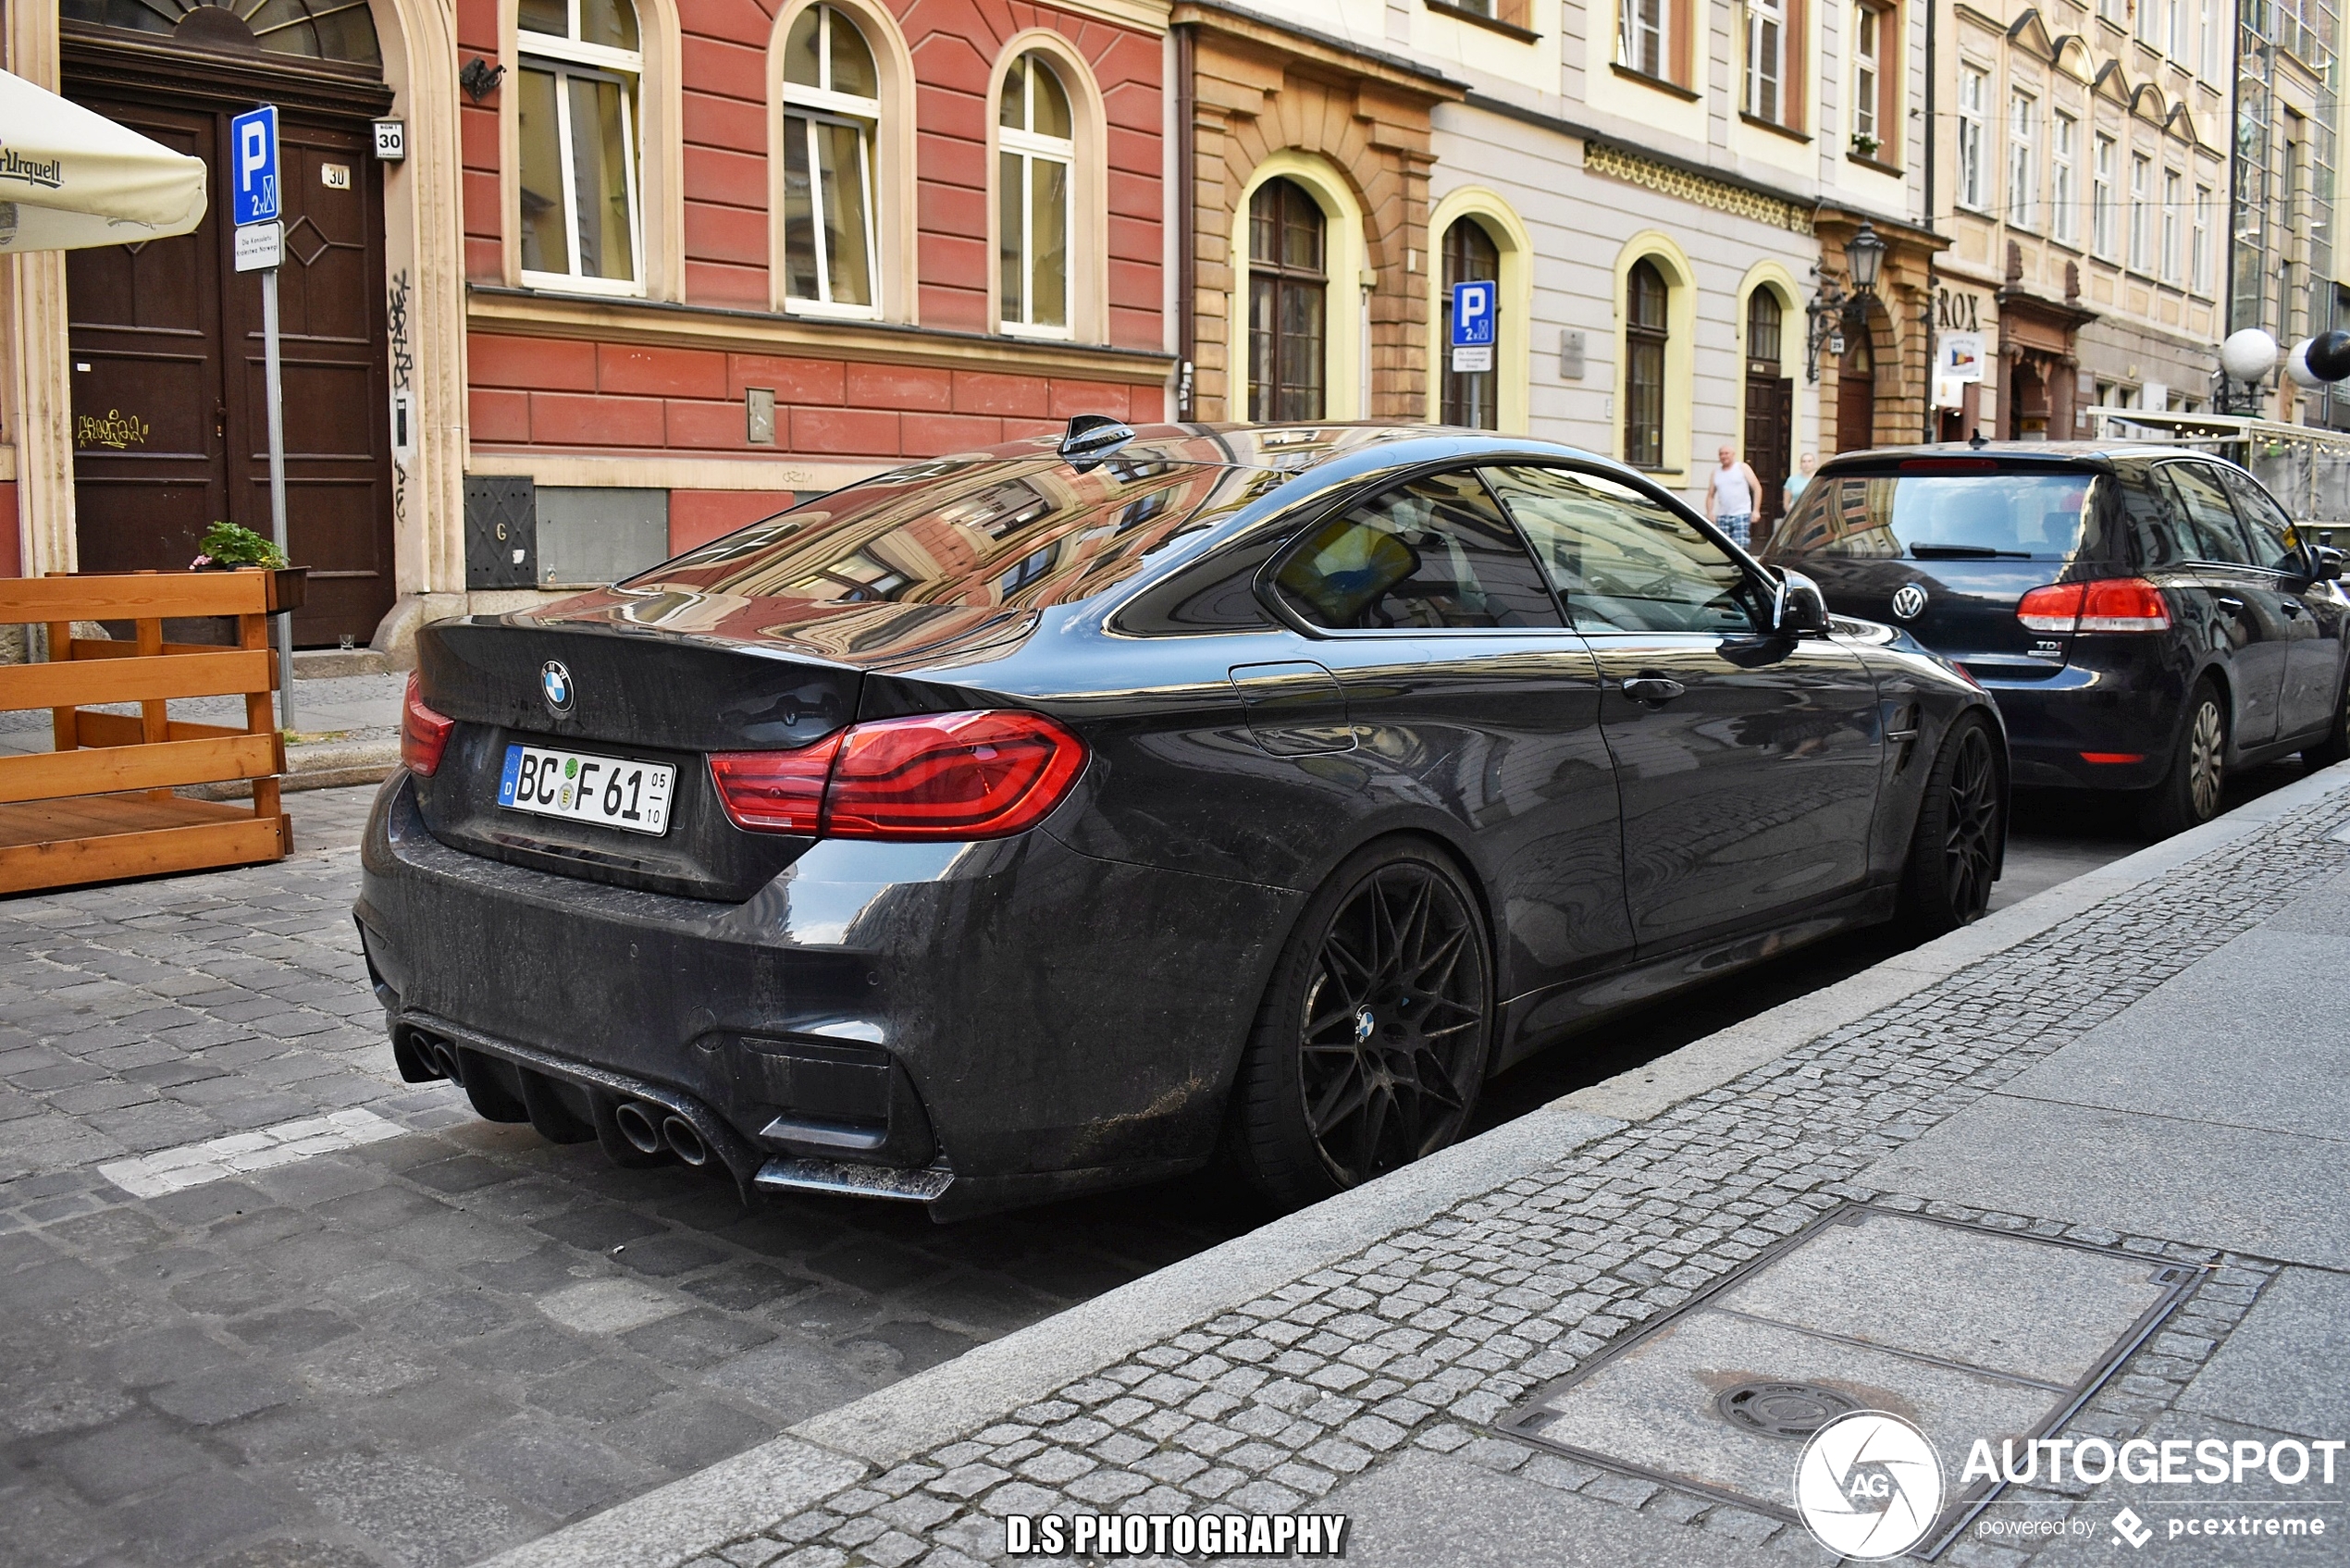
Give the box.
[2129,152,2151,271]
[997,57,1075,340]
[1851,3,1880,145]
[2192,181,2212,292]
[2093,133,2116,257]
[2166,0,2187,56]
[780,4,884,321]
[1619,0,1670,78]
[2008,92,2037,228]
[1957,68,1988,211]
[1745,0,1787,123]
[516,0,646,298]
[2161,167,2183,281]
[2052,111,2078,243]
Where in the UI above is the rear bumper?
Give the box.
[355,772,1298,1215]
[1968,639,2188,790]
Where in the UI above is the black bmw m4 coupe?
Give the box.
[356,421,2007,1218]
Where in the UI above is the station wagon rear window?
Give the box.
[1770,469,2096,562]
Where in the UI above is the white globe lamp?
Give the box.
[2287,339,2324,388]
[2220,328,2281,384]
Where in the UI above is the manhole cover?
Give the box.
[1715,1379,1855,1438]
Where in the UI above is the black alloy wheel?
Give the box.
[1227,842,1493,1209]
[1899,713,2004,934]
[2141,680,2228,838]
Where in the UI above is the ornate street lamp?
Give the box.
[1806,222,1886,382]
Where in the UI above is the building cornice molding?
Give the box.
[465,289,1176,382]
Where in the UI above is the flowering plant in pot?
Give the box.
[191,521,308,611]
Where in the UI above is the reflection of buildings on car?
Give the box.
[0,0,1176,649]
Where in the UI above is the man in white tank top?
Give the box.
[1705,444,1764,550]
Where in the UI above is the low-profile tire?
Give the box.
[2303,674,2350,771]
[1224,840,1495,1212]
[2140,678,2228,838]
[1897,711,2004,936]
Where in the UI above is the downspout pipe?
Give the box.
[1174,21,1196,422]
[1923,0,1938,440]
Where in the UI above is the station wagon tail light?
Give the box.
[401,673,457,776]
[2016,578,2171,634]
[710,710,1085,841]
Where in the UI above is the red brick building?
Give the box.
[2,0,1173,648]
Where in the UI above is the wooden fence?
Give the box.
[0,571,293,894]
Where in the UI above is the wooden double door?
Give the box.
[66,69,394,647]
[1743,371,1792,537]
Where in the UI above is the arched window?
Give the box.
[63,0,381,63]
[1624,259,1668,468]
[1249,179,1326,422]
[517,0,644,290]
[782,4,880,315]
[998,52,1073,337]
[1746,290,1783,369]
[1441,217,1501,428]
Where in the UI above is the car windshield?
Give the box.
[1767,469,2096,562]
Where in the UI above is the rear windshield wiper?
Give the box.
[1906,543,2035,559]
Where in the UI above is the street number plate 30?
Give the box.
[498,743,674,835]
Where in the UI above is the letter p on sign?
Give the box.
[229,105,280,226]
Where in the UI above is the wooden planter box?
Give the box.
[0,570,291,894]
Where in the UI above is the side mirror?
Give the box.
[1059,414,1136,474]
[1773,567,1832,635]
[2288,540,2346,583]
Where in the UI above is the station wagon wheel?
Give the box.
[1898,711,2005,935]
[2141,678,2228,839]
[1227,843,1494,1209]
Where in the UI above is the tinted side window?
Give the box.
[2216,466,2299,571]
[1270,471,1562,631]
[1485,464,1763,635]
[2159,463,2254,565]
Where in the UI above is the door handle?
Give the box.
[2279,598,2306,617]
[1622,675,1687,705]
[2216,596,2245,616]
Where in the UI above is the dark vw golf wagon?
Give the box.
[1764,443,2350,834]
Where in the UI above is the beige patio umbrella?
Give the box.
[0,68,205,253]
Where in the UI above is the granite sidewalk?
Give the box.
[486,762,2350,1568]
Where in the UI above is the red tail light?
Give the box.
[401,673,457,776]
[706,736,841,834]
[709,710,1085,841]
[2017,577,2171,634]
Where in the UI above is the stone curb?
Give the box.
[471,760,2350,1568]
[184,738,400,800]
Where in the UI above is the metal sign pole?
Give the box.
[261,265,294,735]
[233,102,294,735]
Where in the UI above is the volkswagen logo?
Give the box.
[1889,584,1930,621]
[539,660,574,717]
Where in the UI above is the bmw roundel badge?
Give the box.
[1889,583,1929,621]
[540,660,574,717]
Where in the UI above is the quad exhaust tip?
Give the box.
[662,1116,711,1167]
[612,1101,664,1155]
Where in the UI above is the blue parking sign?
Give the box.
[229,105,280,226]
[1450,279,1496,348]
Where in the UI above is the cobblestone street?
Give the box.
[0,771,2329,1568]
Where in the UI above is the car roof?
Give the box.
[1817,439,2220,469]
[964,419,1637,481]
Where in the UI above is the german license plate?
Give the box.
[498,744,674,836]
